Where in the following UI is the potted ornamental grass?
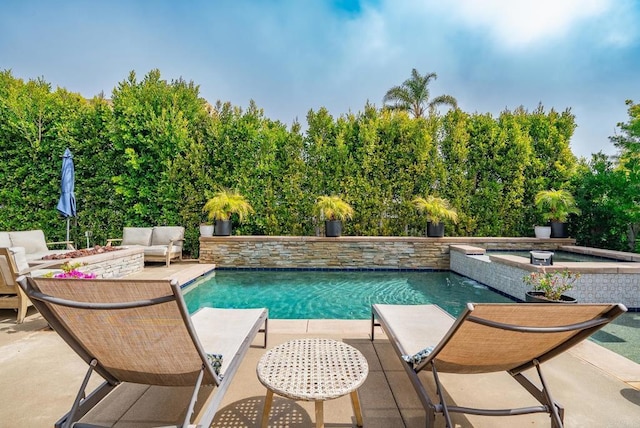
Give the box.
[522,268,580,303]
[202,189,254,236]
[412,195,459,237]
[534,189,581,238]
[314,195,354,237]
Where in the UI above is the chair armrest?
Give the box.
[106,238,123,247]
[47,240,76,250]
[167,238,185,249]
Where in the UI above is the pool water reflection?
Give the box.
[183,270,512,319]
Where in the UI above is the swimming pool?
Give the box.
[183,270,513,319]
[184,269,640,364]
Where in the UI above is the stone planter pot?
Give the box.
[199,224,214,237]
[426,222,445,237]
[325,220,342,237]
[215,220,232,236]
[534,226,551,239]
[525,291,577,303]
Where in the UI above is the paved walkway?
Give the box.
[1,262,640,427]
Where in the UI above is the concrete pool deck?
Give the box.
[2,261,640,427]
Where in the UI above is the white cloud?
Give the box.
[437,0,612,48]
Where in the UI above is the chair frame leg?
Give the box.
[62,359,98,428]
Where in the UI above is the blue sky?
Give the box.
[1,0,639,158]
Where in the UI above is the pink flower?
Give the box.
[54,269,97,279]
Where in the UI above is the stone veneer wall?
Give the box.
[199,236,574,270]
[71,247,145,278]
[450,247,640,308]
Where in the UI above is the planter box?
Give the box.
[525,291,577,304]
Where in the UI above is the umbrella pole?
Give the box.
[66,218,70,245]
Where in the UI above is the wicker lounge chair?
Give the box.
[371,303,626,428]
[17,276,268,428]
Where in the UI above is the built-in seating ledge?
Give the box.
[449,245,486,255]
[561,245,640,262]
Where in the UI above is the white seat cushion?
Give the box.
[144,245,180,257]
[122,227,153,246]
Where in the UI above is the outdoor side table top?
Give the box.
[256,338,369,428]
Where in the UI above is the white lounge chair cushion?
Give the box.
[191,307,266,376]
[9,230,48,254]
[151,226,184,246]
[373,304,454,357]
[122,227,153,246]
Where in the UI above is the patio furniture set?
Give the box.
[15,271,625,428]
[0,227,184,323]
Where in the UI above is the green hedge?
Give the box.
[0,69,582,257]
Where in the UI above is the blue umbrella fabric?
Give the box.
[56,148,77,243]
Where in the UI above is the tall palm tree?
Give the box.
[383,68,457,118]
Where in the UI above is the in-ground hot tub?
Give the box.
[450,245,640,309]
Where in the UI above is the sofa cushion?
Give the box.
[122,227,153,246]
[144,245,171,257]
[151,227,185,246]
[8,247,30,273]
[0,232,11,248]
[9,230,48,255]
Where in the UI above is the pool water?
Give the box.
[183,270,513,319]
[590,312,640,364]
[488,250,620,263]
[183,269,640,364]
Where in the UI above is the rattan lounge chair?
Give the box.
[17,276,268,428]
[371,302,626,428]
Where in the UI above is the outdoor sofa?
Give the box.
[0,229,75,263]
[107,226,184,267]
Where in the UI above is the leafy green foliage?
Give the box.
[571,154,631,250]
[5,68,621,257]
[523,268,580,301]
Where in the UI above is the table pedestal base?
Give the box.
[260,388,363,428]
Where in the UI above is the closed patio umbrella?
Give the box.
[56,148,76,243]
